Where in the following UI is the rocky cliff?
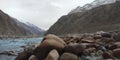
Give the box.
[0,10,45,38]
[47,1,120,36]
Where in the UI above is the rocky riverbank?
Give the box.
[15,31,120,60]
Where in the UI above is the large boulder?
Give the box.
[81,36,95,43]
[101,33,112,38]
[15,47,33,60]
[81,39,95,43]
[93,34,102,39]
[43,34,66,45]
[114,42,120,47]
[33,39,65,60]
[15,51,32,60]
[60,53,78,60]
[100,37,114,44]
[113,32,120,41]
[45,49,59,60]
[63,43,85,56]
[102,52,114,59]
[106,44,118,50]
[113,48,120,59]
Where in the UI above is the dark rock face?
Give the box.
[47,1,120,36]
[102,52,114,59]
[15,47,34,60]
[0,10,45,38]
[15,51,32,60]
[63,43,85,56]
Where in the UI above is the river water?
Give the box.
[0,37,43,60]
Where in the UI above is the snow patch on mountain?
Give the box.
[69,0,117,14]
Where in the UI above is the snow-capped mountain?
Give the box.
[25,22,45,35]
[69,0,117,14]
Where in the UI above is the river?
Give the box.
[0,37,43,60]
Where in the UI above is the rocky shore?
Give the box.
[15,31,120,60]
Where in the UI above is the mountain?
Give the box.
[25,22,45,36]
[0,10,45,38]
[69,0,116,14]
[47,0,120,36]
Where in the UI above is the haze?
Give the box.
[0,0,94,30]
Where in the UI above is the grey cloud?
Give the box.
[0,0,94,30]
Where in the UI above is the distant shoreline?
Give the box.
[0,35,44,40]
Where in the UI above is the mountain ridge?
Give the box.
[0,9,45,38]
[47,1,120,36]
[69,0,116,14]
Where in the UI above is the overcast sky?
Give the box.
[0,0,94,30]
